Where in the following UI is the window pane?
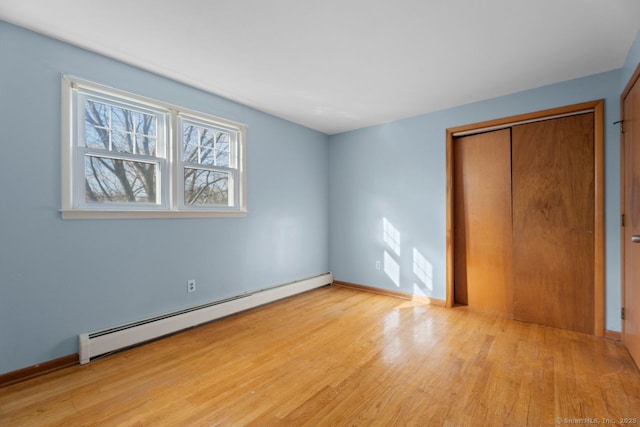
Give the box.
[199,146,215,166]
[85,125,108,150]
[182,121,234,167]
[85,155,157,204]
[134,112,157,138]
[111,106,134,132]
[216,150,229,167]
[136,135,157,157]
[85,101,159,155]
[85,100,109,129]
[112,131,133,153]
[183,124,198,163]
[85,100,110,150]
[215,133,230,167]
[184,168,228,206]
[200,128,215,149]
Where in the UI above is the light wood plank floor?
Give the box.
[1,285,639,426]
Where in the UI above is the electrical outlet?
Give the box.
[187,280,196,293]
[375,261,381,270]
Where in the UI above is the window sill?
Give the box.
[60,209,247,220]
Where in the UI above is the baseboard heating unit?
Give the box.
[79,272,333,364]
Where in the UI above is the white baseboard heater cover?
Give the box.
[79,272,333,364]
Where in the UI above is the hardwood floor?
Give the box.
[1,285,639,426]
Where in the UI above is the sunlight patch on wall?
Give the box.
[384,250,400,287]
[383,217,401,256]
[412,248,433,291]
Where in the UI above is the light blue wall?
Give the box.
[0,21,329,375]
[329,70,623,331]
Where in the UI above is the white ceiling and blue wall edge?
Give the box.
[1,16,640,375]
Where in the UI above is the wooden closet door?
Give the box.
[623,69,640,366]
[454,129,513,314]
[511,114,594,334]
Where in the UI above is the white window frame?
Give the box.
[177,111,241,212]
[61,75,247,219]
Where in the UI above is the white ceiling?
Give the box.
[1,1,639,135]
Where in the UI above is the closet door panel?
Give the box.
[623,70,640,365]
[454,129,513,314]
[511,114,594,333]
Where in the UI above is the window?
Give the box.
[179,116,238,209]
[61,76,246,219]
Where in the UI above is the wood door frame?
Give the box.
[445,100,605,336]
[621,63,640,343]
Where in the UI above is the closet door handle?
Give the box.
[633,235,640,243]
